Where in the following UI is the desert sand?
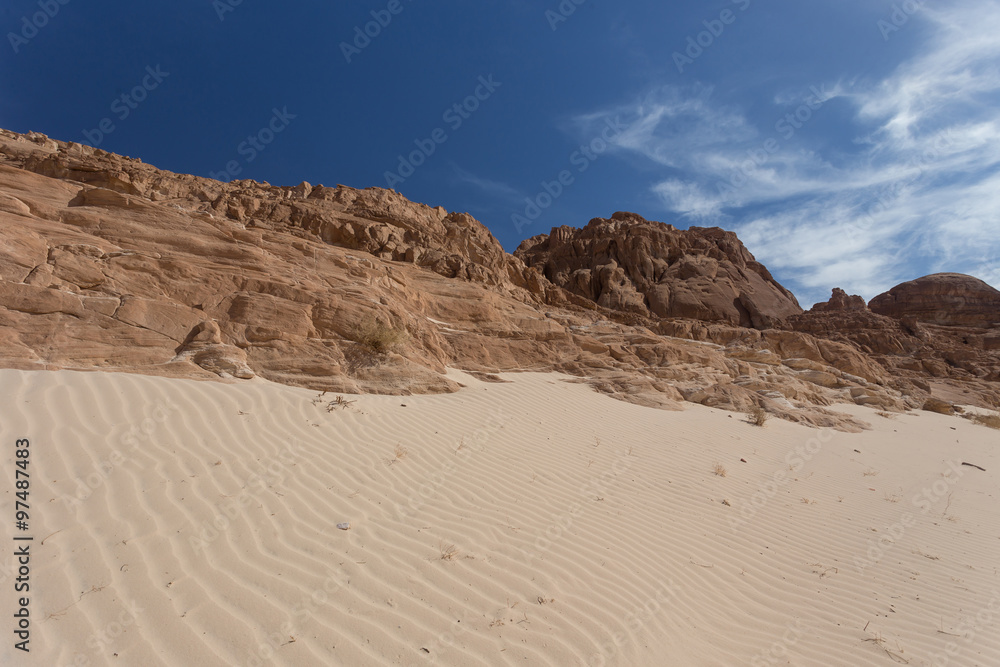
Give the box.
[1,367,997,666]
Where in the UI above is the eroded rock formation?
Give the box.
[1,129,997,430]
[869,273,1000,327]
[515,212,802,329]
[790,287,1000,408]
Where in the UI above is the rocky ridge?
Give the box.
[869,273,1000,328]
[515,212,802,329]
[1,129,997,430]
[790,284,1000,409]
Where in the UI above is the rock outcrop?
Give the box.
[1,129,997,429]
[810,288,867,312]
[515,212,802,329]
[12,132,528,294]
[869,273,1000,327]
[790,287,1000,407]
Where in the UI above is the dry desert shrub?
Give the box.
[353,317,409,354]
[344,317,409,372]
[746,405,769,427]
[968,413,1000,429]
[326,395,356,411]
[713,462,727,477]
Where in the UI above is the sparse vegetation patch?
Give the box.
[968,413,1000,430]
[353,317,409,354]
[746,405,769,427]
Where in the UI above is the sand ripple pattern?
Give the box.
[0,368,997,666]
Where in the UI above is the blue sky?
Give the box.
[2,0,998,306]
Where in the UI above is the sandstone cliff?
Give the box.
[1,128,997,429]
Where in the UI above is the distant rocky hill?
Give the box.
[789,281,1000,407]
[515,211,802,328]
[869,273,1000,327]
[1,129,997,429]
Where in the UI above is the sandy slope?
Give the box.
[0,368,997,666]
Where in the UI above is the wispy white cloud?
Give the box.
[448,162,524,203]
[573,0,1000,304]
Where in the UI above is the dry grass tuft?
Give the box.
[439,542,459,561]
[326,395,356,411]
[862,629,908,663]
[353,317,409,354]
[968,413,1000,430]
[863,468,879,477]
[713,462,728,477]
[746,405,769,427]
[386,444,408,466]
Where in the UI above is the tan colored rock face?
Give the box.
[811,288,867,312]
[869,273,1000,327]
[0,128,997,425]
[789,287,1000,403]
[514,212,802,328]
